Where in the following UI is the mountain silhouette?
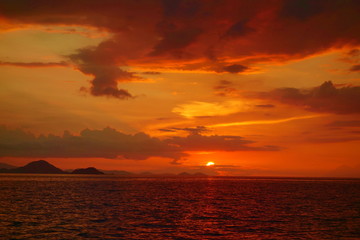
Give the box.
[71,167,104,175]
[10,160,65,174]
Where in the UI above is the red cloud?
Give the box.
[0,0,359,98]
[0,61,68,68]
[69,44,138,99]
[261,81,360,114]
[166,134,280,152]
[350,64,360,72]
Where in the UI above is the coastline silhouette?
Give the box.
[0,160,104,174]
[0,160,210,177]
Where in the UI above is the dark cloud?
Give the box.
[349,64,360,72]
[0,126,280,161]
[162,0,201,18]
[142,71,162,75]
[251,0,360,57]
[213,80,233,90]
[222,64,249,74]
[0,61,68,67]
[347,49,360,58]
[158,128,177,133]
[1,0,159,99]
[327,120,360,127]
[214,80,239,97]
[0,126,186,161]
[159,126,209,135]
[223,19,254,38]
[1,0,360,98]
[279,0,324,20]
[166,134,280,152]
[340,49,360,64]
[149,0,205,57]
[261,81,360,114]
[218,80,232,85]
[1,0,359,59]
[0,0,160,31]
[69,42,141,99]
[149,27,202,57]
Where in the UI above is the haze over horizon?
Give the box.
[0,0,360,177]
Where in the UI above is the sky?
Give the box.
[0,0,359,177]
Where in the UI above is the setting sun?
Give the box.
[206,162,215,167]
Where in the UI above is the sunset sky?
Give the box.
[0,0,359,177]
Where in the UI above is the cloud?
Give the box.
[68,41,143,99]
[1,0,360,98]
[214,80,240,97]
[340,49,360,64]
[350,64,360,72]
[149,0,203,57]
[149,27,202,57]
[166,134,280,152]
[0,126,186,161]
[327,120,360,128]
[141,71,162,75]
[209,114,323,128]
[279,0,323,20]
[347,49,360,58]
[223,19,255,38]
[222,64,249,74]
[1,1,160,99]
[1,0,359,59]
[0,61,68,68]
[159,126,209,135]
[0,125,280,161]
[260,81,360,114]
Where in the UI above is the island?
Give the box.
[71,167,104,175]
[5,160,65,174]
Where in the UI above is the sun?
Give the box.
[206,161,215,166]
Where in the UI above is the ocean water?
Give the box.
[0,175,359,239]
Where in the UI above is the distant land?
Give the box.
[0,160,104,175]
[72,167,104,175]
[0,160,208,177]
[15,160,65,174]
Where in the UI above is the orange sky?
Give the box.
[0,0,359,177]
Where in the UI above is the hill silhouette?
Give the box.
[71,167,104,175]
[10,160,66,174]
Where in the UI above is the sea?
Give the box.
[0,174,359,239]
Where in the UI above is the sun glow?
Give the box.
[206,161,215,166]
